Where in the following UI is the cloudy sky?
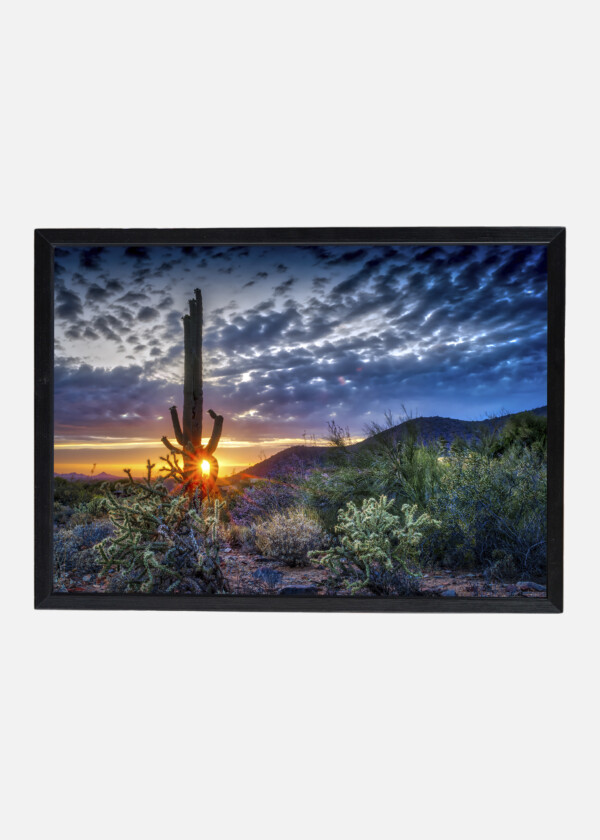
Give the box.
[54,243,547,475]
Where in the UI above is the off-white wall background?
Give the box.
[1,2,597,838]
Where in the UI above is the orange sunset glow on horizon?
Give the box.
[53,435,345,478]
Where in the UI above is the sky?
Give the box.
[54,243,547,476]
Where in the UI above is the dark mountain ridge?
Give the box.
[230,406,547,481]
[54,471,124,483]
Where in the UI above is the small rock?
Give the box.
[516,581,546,592]
[252,568,283,587]
[441,589,457,597]
[278,585,319,596]
[505,584,518,596]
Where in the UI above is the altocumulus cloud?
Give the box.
[54,243,548,443]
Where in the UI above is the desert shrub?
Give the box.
[228,467,302,526]
[54,477,89,507]
[221,522,255,550]
[98,471,228,594]
[496,412,547,457]
[420,448,547,578]
[54,482,120,526]
[53,502,74,526]
[311,495,438,595]
[253,508,327,566]
[54,519,114,576]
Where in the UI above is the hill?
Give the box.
[229,407,547,481]
[54,471,124,483]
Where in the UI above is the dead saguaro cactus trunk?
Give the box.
[161,288,223,498]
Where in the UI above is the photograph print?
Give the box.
[51,238,550,601]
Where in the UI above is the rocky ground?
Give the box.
[56,544,547,598]
[219,548,546,597]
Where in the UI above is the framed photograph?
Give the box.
[35,228,564,612]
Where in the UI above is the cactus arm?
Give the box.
[205,409,223,455]
[169,405,185,447]
[161,436,183,455]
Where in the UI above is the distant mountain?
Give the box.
[229,407,547,481]
[362,406,547,450]
[54,471,125,483]
[228,444,332,481]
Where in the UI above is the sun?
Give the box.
[200,460,211,475]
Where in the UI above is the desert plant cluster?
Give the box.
[53,410,547,597]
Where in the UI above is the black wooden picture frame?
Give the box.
[35,227,565,612]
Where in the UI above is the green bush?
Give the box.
[420,449,546,578]
[304,426,442,534]
[311,495,438,595]
[497,412,547,457]
[253,508,327,566]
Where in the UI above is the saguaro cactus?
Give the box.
[161,288,223,496]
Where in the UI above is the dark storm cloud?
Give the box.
[79,247,105,270]
[155,261,176,274]
[113,305,135,325]
[94,315,124,342]
[413,246,447,262]
[160,311,185,342]
[323,248,368,266]
[118,291,149,304]
[306,246,332,262]
[242,281,255,288]
[54,363,176,432]
[255,271,268,279]
[106,279,124,292]
[56,288,83,320]
[138,306,159,322]
[124,246,150,262]
[331,255,396,295]
[86,283,109,303]
[274,277,296,295]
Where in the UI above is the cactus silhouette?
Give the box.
[160,288,223,497]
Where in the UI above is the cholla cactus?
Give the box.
[311,495,438,594]
[97,462,228,594]
[161,288,223,499]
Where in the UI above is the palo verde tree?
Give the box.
[160,288,223,498]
